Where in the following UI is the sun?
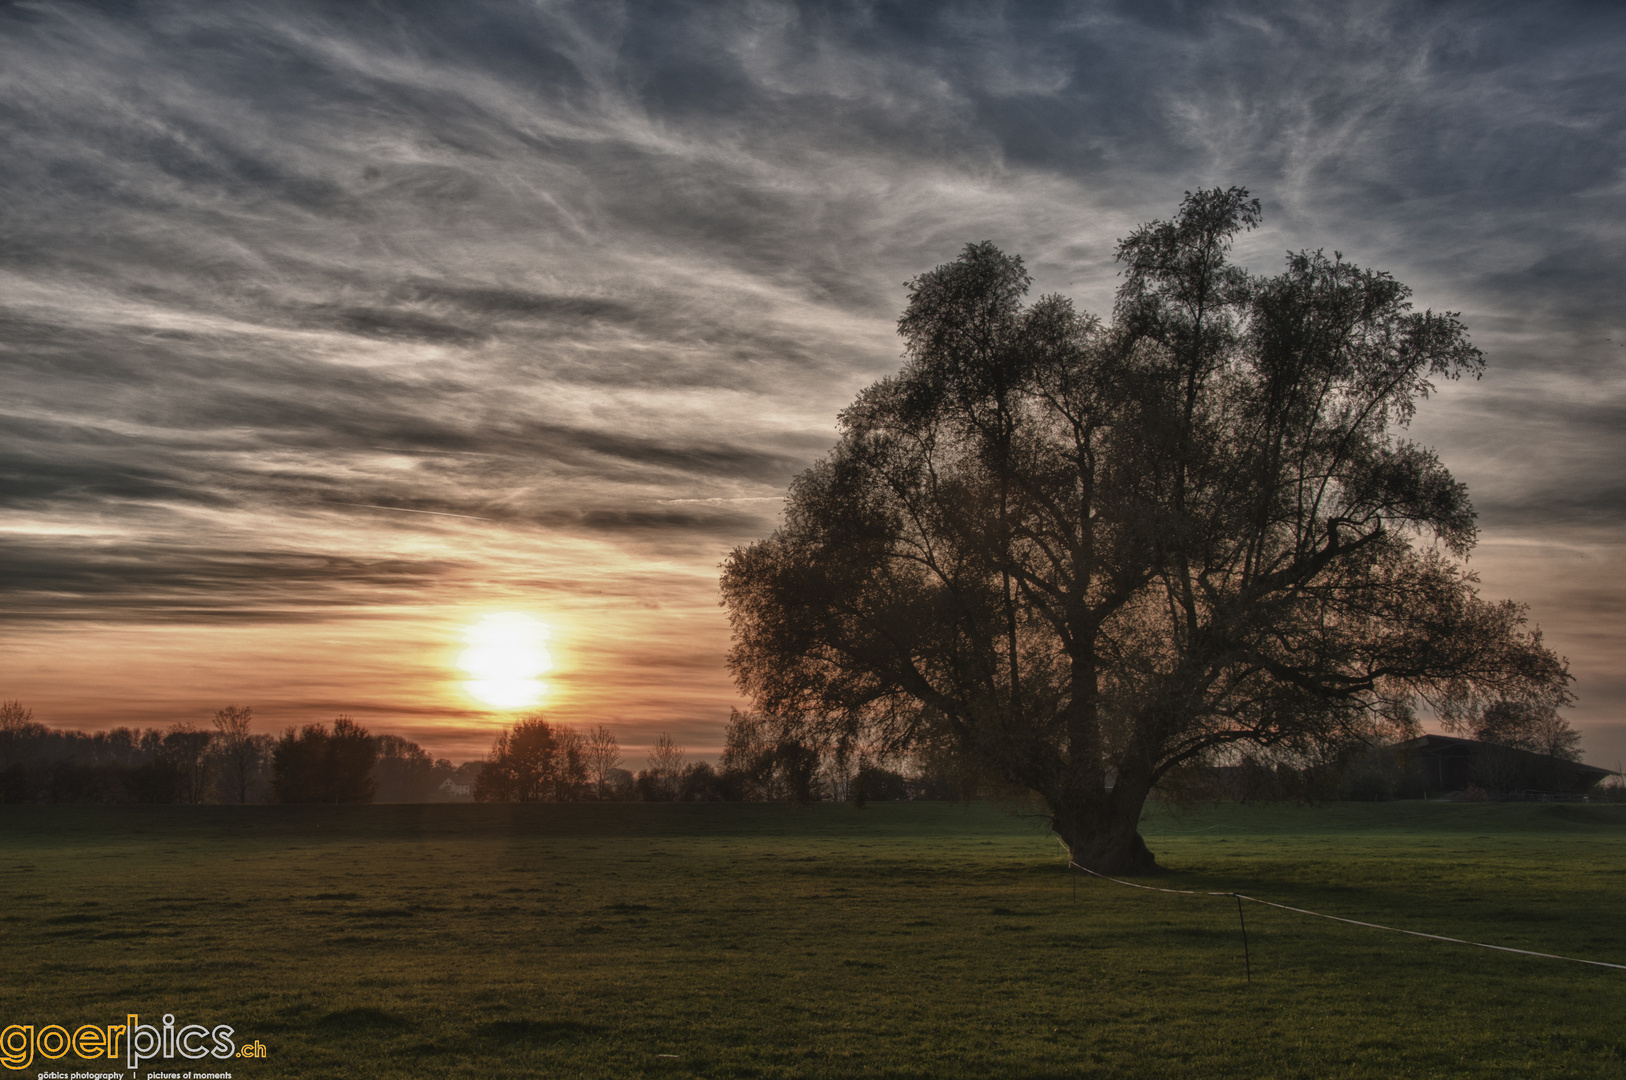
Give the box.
[458,612,553,709]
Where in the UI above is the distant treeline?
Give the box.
[1176,744,1618,804]
[13,700,1606,807]
[469,709,963,804]
[0,702,473,805]
[0,702,969,805]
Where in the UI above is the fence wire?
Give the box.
[1065,854,1626,973]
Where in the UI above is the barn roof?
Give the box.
[1397,734,1616,784]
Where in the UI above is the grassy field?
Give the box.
[3,800,1625,1079]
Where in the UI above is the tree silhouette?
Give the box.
[641,733,686,800]
[719,709,823,802]
[211,705,260,804]
[162,722,215,804]
[474,715,584,802]
[583,725,622,798]
[722,188,1573,873]
[1468,697,1581,761]
[270,716,378,803]
[373,734,453,802]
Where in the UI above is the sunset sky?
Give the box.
[2,2,1623,766]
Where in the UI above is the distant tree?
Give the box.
[211,705,261,804]
[722,189,1574,872]
[719,710,776,798]
[853,764,909,804]
[584,725,622,798]
[776,742,823,803]
[97,727,142,764]
[1464,696,1582,761]
[718,709,825,802]
[326,717,379,802]
[271,716,378,804]
[647,732,685,775]
[904,735,986,803]
[639,733,686,800]
[474,715,584,802]
[552,725,589,799]
[128,756,189,803]
[0,701,42,796]
[0,712,257,804]
[0,700,38,734]
[271,726,326,803]
[373,734,452,802]
[602,766,635,800]
[677,761,742,801]
[632,769,668,801]
[162,723,215,804]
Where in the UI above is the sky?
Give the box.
[2,0,1623,766]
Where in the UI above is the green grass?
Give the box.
[3,800,1625,1078]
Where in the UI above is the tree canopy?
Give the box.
[270,716,378,804]
[721,187,1572,872]
[474,714,587,802]
[1467,698,1581,761]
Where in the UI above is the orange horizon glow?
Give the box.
[0,559,750,764]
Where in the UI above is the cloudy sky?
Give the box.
[2,0,1622,764]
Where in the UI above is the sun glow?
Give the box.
[458,612,553,709]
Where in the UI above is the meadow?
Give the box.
[3,800,1624,1079]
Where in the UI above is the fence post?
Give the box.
[1236,894,1251,983]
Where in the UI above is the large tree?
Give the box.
[721,188,1572,873]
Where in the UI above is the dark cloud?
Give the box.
[1475,486,1626,532]
[0,539,462,622]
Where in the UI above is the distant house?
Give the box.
[1396,735,1614,796]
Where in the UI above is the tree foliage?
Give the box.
[1464,697,1581,761]
[162,722,214,804]
[373,734,456,802]
[211,705,262,804]
[720,709,824,803]
[474,715,587,802]
[0,703,460,805]
[721,188,1573,872]
[583,724,623,796]
[271,716,379,804]
[0,700,39,735]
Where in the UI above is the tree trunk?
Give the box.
[1052,786,1158,875]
